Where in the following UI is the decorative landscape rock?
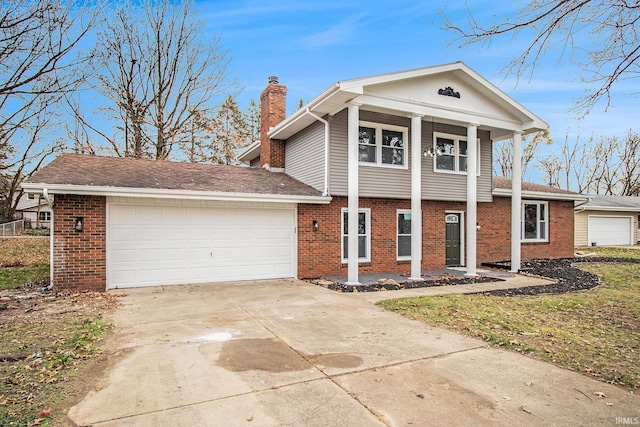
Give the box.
[477,257,640,296]
[308,274,501,293]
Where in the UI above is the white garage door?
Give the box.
[588,216,632,246]
[107,202,296,289]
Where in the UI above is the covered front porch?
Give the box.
[339,64,547,285]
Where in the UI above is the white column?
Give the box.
[465,123,478,276]
[346,103,360,284]
[410,114,423,280]
[511,131,523,272]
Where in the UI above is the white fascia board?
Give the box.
[20,183,332,205]
[269,83,341,139]
[338,62,463,91]
[236,140,261,163]
[579,206,640,212]
[340,61,548,132]
[493,187,588,202]
[353,94,524,132]
[459,65,549,131]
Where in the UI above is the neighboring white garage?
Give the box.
[587,216,633,246]
[107,198,296,289]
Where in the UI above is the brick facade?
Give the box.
[50,193,574,290]
[260,77,287,169]
[53,194,106,291]
[297,196,575,278]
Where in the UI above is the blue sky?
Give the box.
[196,0,637,181]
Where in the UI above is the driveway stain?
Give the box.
[307,354,363,369]
[217,338,311,373]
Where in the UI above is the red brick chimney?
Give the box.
[260,76,287,169]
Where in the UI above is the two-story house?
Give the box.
[23,62,582,291]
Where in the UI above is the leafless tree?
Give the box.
[493,130,552,179]
[0,104,64,221]
[442,0,640,113]
[0,0,95,220]
[535,130,640,195]
[82,0,234,160]
[537,154,563,188]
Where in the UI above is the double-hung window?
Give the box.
[341,209,371,262]
[358,121,407,167]
[433,132,480,174]
[521,201,548,242]
[397,210,411,260]
[39,212,51,221]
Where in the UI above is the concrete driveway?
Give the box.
[70,280,638,426]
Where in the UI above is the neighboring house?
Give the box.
[23,62,587,291]
[14,192,52,228]
[575,195,640,246]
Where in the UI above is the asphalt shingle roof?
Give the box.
[26,154,324,198]
[581,194,640,210]
[492,176,579,195]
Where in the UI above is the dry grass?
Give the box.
[0,238,50,267]
[379,259,640,388]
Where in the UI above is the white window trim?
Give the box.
[341,208,371,263]
[521,200,549,242]
[358,121,408,169]
[432,132,481,176]
[397,209,412,261]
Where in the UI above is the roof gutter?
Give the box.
[574,196,593,210]
[305,107,330,197]
[21,183,332,205]
[268,83,340,139]
[493,188,589,202]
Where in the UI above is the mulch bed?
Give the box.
[477,257,640,296]
[308,274,502,293]
[309,257,640,295]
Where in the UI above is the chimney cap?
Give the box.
[268,76,279,84]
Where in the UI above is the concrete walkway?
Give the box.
[69,279,638,426]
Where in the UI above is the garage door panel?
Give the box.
[110,205,136,224]
[111,270,136,285]
[108,204,296,289]
[185,208,211,224]
[137,206,162,222]
[588,216,632,246]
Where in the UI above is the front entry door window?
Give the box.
[445,213,461,266]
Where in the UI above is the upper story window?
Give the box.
[433,132,480,175]
[521,201,548,242]
[358,121,407,168]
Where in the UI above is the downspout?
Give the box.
[574,196,593,210]
[43,188,54,289]
[42,188,54,209]
[305,107,330,197]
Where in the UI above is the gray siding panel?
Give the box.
[329,109,492,202]
[423,123,492,202]
[285,120,325,191]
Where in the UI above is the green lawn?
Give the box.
[378,249,640,388]
[0,264,49,290]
